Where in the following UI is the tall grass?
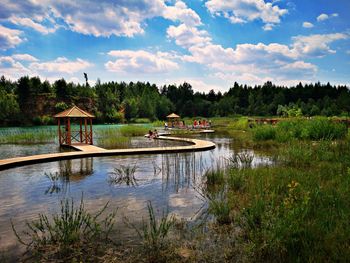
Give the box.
[0,128,56,144]
[12,196,116,262]
[252,125,276,141]
[201,139,350,262]
[95,125,148,148]
[252,118,347,142]
[129,201,175,262]
[119,125,149,137]
[227,117,249,131]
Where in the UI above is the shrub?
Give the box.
[252,125,276,141]
[303,117,347,140]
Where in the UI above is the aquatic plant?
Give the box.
[209,191,232,225]
[128,201,175,262]
[119,125,149,137]
[12,196,116,262]
[227,152,254,168]
[203,167,225,191]
[0,128,56,144]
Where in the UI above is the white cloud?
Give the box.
[9,16,57,34]
[11,54,38,62]
[317,13,338,22]
[163,1,202,26]
[1,0,202,38]
[262,23,274,31]
[292,33,348,57]
[0,25,24,50]
[317,13,329,22]
[302,22,314,28]
[105,50,179,74]
[0,56,31,79]
[205,0,288,30]
[167,24,211,48]
[30,57,92,74]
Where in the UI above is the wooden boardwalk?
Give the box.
[0,136,215,171]
[69,143,106,152]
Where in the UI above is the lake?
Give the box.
[0,126,273,258]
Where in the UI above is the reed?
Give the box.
[119,125,149,137]
[0,128,56,144]
[12,196,116,262]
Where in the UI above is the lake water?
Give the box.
[0,129,273,258]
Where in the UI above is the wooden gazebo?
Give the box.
[167,113,180,128]
[54,106,94,146]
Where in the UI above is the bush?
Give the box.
[275,118,347,141]
[252,125,276,141]
[32,115,54,125]
[303,117,347,140]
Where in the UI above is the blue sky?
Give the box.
[0,0,349,92]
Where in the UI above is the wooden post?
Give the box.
[79,119,82,143]
[89,118,93,145]
[84,118,87,144]
[58,118,61,145]
[67,117,71,145]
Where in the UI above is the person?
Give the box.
[154,129,158,138]
[148,130,153,139]
[164,122,168,130]
[209,120,212,127]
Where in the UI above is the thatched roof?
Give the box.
[54,106,94,118]
[166,113,180,118]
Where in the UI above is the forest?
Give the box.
[0,75,349,126]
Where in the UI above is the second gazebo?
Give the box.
[54,106,95,146]
[167,113,181,128]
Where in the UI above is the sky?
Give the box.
[0,0,349,93]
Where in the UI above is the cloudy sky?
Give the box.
[0,0,349,92]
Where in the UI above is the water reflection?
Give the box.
[108,164,139,187]
[44,158,94,195]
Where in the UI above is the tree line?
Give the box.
[0,75,349,126]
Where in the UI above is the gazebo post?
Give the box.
[79,119,82,143]
[67,117,71,145]
[84,118,87,144]
[89,118,93,145]
[58,118,61,145]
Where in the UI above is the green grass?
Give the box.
[201,140,350,262]
[128,201,175,262]
[119,125,149,137]
[252,117,347,142]
[0,128,56,144]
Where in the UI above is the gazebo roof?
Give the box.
[54,105,94,118]
[167,113,180,118]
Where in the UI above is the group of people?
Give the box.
[192,119,211,129]
[148,129,158,139]
[164,119,211,130]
